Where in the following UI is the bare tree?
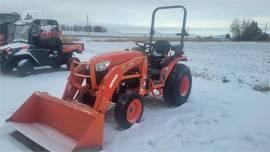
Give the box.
[230,18,241,38]
[230,18,269,41]
[241,18,251,34]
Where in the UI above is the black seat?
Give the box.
[148,40,171,80]
[149,40,171,69]
[148,54,164,69]
[153,40,171,55]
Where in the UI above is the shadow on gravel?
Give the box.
[10,131,48,152]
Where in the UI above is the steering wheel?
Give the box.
[135,41,153,50]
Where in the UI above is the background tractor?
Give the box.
[0,18,84,76]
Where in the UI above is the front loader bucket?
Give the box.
[6,92,104,152]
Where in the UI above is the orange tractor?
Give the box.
[7,5,191,151]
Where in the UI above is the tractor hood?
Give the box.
[0,42,30,53]
[90,50,144,67]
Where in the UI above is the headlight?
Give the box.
[95,61,111,71]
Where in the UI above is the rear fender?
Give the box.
[161,56,187,81]
[94,56,146,113]
[14,51,39,65]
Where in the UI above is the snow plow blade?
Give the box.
[6,91,104,152]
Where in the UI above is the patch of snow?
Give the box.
[0,42,29,50]
[179,41,269,90]
[103,78,270,152]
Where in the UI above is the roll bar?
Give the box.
[149,5,187,52]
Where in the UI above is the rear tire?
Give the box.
[67,57,80,70]
[50,56,62,68]
[114,92,144,129]
[17,59,34,77]
[163,63,192,106]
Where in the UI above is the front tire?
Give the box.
[50,56,62,68]
[17,59,34,77]
[114,92,144,129]
[163,63,192,106]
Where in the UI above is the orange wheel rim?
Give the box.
[179,76,190,96]
[127,99,142,123]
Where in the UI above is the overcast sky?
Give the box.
[1,0,269,30]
